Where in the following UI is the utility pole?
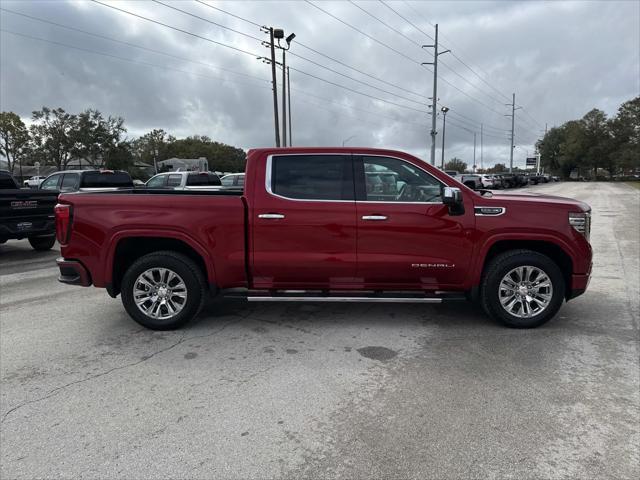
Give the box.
[287,66,292,146]
[440,106,449,168]
[422,24,449,165]
[480,123,484,170]
[281,47,287,147]
[505,93,521,173]
[473,132,477,172]
[267,27,280,147]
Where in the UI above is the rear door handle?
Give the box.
[361,215,388,221]
[258,213,285,219]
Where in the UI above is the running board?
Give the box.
[247,296,443,303]
[221,289,466,304]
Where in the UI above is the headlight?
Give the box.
[569,212,591,240]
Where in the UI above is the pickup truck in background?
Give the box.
[40,169,134,193]
[0,170,58,250]
[144,171,222,190]
[55,148,593,330]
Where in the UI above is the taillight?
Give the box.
[55,203,72,244]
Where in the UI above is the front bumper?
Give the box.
[56,258,92,287]
[568,272,591,300]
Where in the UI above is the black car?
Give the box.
[39,169,134,192]
[0,170,59,250]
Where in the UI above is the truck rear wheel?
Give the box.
[28,235,56,251]
[121,251,206,330]
[481,249,565,328]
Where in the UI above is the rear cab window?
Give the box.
[186,173,221,186]
[269,155,354,201]
[80,171,133,188]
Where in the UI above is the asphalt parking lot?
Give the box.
[1,182,638,479]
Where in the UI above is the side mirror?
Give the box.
[442,187,465,216]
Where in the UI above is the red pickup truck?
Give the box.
[55,148,592,330]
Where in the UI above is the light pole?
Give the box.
[342,135,357,147]
[440,106,449,168]
[277,32,295,147]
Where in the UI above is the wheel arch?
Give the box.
[106,232,216,297]
[471,238,574,301]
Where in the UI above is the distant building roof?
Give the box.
[157,157,208,172]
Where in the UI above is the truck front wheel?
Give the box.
[480,249,565,328]
[121,251,206,330]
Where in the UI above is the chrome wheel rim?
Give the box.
[498,266,553,318]
[133,268,188,320]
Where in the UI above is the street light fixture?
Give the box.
[440,106,449,168]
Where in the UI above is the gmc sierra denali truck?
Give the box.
[55,148,592,330]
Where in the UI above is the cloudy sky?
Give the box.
[1,0,638,168]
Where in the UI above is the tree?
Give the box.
[487,163,507,173]
[30,107,77,170]
[608,96,640,174]
[444,158,467,173]
[164,135,246,172]
[131,129,174,167]
[581,108,611,177]
[71,109,126,168]
[0,112,30,177]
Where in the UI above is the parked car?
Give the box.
[478,174,498,189]
[55,147,592,331]
[444,170,460,177]
[0,170,58,250]
[40,170,134,193]
[460,174,483,190]
[145,171,222,190]
[23,176,47,188]
[220,173,245,188]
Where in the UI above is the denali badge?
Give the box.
[411,263,455,268]
[11,200,38,209]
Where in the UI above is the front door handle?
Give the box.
[258,213,285,219]
[361,215,388,221]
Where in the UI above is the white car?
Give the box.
[478,174,497,188]
[145,171,222,190]
[23,176,47,188]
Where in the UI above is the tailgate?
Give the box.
[0,190,58,236]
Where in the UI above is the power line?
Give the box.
[401,0,512,103]
[196,0,510,132]
[90,0,260,58]
[347,0,422,48]
[195,0,429,101]
[0,7,270,84]
[304,0,425,67]
[0,29,273,90]
[158,0,430,109]
[152,0,263,43]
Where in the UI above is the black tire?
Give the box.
[480,249,565,328]
[28,235,56,251]
[120,250,206,330]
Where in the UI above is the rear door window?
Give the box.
[167,174,183,187]
[146,175,167,188]
[60,173,80,192]
[40,174,62,190]
[270,155,354,200]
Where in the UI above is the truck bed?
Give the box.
[57,190,248,290]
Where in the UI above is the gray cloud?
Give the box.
[1,0,638,168]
